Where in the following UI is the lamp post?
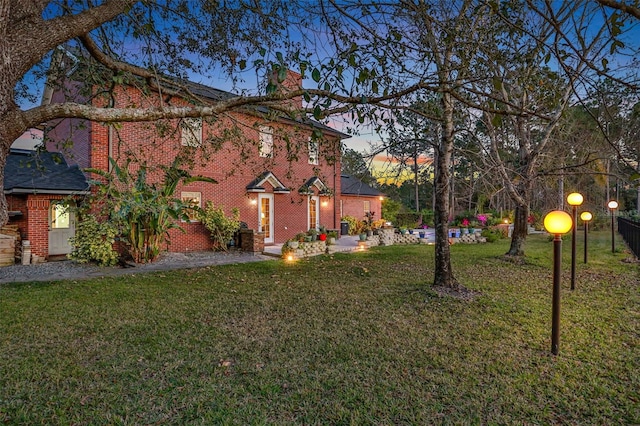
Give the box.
[544,210,573,356]
[608,200,618,253]
[580,211,592,264]
[566,193,583,290]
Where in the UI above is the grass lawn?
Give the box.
[1,232,638,424]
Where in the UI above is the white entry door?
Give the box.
[258,194,274,244]
[48,201,75,255]
[308,195,319,230]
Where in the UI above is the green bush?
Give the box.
[199,202,241,251]
[381,198,401,223]
[68,215,119,266]
[395,212,421,229]
[341,215,368,235]
[482,227,506,243]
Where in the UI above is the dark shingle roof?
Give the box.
[340,175,384,197]
[181,80,348,139]
[4,149,90,194]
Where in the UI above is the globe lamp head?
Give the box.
[544,210,573,235]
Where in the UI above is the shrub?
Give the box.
[381,198,401,224]
[482,227,506,243]
[395,212,421,229]
[68,215,119,266]
[199,202,241,251]
[341,215,365,235]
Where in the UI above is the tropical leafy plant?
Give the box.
[86,157,216,263]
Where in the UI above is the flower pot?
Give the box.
[359,233,367,241]
[319,233,327,241]
[289,241,299,249]
[419,232,425,239]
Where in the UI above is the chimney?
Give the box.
[268,68,303,110]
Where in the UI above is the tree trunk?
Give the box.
[507,203,529,256]
[433,92,458,288]
[413,152,419,211]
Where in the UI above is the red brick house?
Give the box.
[43,67,347,254]
[340,174,385,222]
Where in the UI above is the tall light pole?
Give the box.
[544,210,573,356]
[567,193,583,291]
[580,211,592,264]
[608,200,618,253]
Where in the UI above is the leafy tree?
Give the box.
[341,147,376,186]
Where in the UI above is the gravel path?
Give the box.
[0,251,272,284]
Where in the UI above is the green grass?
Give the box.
[1,232,638,424]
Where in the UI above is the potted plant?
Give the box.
[288,238,299,249]
[318,225,327,241]
[307,228,318,241]
[364,211,375,236]
[327,230,338,245]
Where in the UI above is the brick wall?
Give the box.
[341,195,382,222]
[25,195,51,258]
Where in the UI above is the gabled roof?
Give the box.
[246,171,290,193]
[47,47,349,140]
[299,176,332,196]
[340,174,384,197]
[4,149,90,195]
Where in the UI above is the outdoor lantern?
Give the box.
[608,200,618,253]
[567,192,584,207]
[566,192,583,291]
[543,210,573,356]
[580,211,593,264]
[544,210,573,235]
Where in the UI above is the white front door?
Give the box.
[48,201,75,255]
[308,195,319,230]
[258,194,274,244]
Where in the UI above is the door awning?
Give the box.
[245,171,290,194]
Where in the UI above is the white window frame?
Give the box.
[308,137,318,165]
[259,126,274,158]
[181,191,202,222]
[181,118,202,147]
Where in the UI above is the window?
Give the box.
[259,126,273,157]
[181,118,202,147]
[181,191,201,222]
[363,200,371,215]
[308,137,318,165]
[50,203,70,229]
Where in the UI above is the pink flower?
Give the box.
[462,218,470,226]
